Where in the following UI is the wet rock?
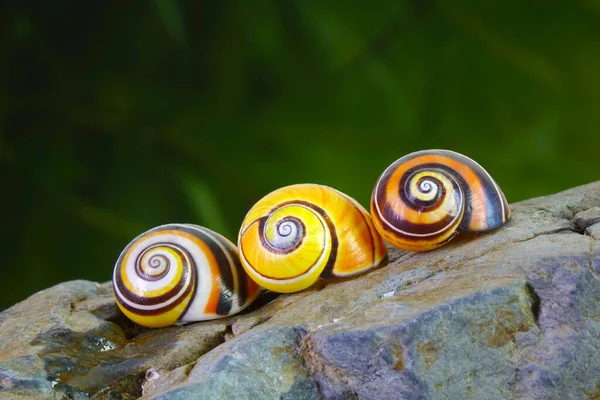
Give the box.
[0,281,229,399]
[1,181,600,399]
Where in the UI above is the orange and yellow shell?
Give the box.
[237,184,387,293]
[371,149,510,252]
[112,223,260,328]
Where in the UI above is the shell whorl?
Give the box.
[113,234,196,318]
[371,150,510,251]
[239,198,335,287]
[262,213,306,254]
[238,184,387,293]
[113,224,260,328]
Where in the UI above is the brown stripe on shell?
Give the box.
[258,215,307,255]
[217,235,249,308]
[245,200,339,281]
[399,173,446,211]
[113,264,196,316]
[453,156,507,231]
[135,250,170,282]
[377,204,464,239]
[174,224,236,316]
[115,243,193,307]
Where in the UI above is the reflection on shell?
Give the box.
[371,149,510,251]
[113,223,260,328]
[238,184,387,293]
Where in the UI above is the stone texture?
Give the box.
[0,281,229,399]
[587,222,600,240]
[574,206,600,232]
[146,326,319,400]
[1,182,600,399]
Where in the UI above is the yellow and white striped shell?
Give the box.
[237,184,387,293]
[112,223,260,328]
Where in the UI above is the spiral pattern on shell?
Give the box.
[238,184,387,293]
[371,149,510,251]
[113,224,260,328]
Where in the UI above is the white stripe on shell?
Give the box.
[179,225,238,320]
[239,203,332,286]
[113,238,192,311]
[373,150,465,238]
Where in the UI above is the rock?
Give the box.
[1,182,600,399]
[146,326,319,400]
[574,206,600,240]
[587,222,600,240]
[574,206,600,231]
[0,281,229,399]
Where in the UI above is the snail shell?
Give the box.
[371,149,510,252]
[238,184,387,293]
[113,223,260,328]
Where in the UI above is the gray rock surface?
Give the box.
[2,182,600,399]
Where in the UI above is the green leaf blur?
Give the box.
[1,1,599,307]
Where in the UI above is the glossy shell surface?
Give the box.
[238,184,387,293]
[371,149,510,251]
[113,223,260,328]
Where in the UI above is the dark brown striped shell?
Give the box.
[113,223,260,328]
[371,150,510,251]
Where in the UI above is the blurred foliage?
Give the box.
[1,1,600,308]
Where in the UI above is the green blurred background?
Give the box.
[2,1,599,308]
